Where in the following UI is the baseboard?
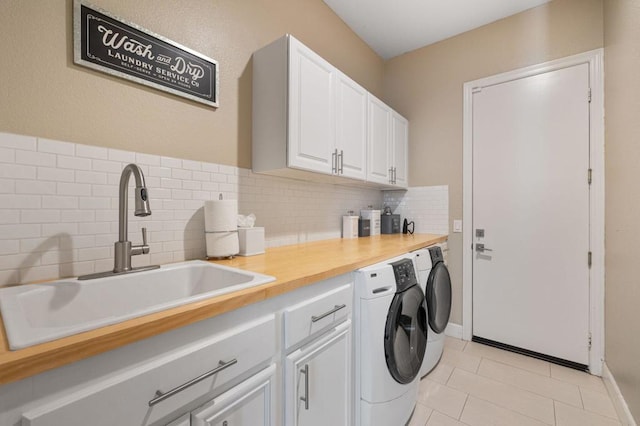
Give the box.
[602,363,637,426]
[444,322,463,339]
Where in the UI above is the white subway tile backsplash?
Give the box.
[0,224,41,239]
[181,159,201,171]
[92,159,123,173]
[58,155,92,171]
[15,150,56,167]
[78,198,110,210]
[148,166,172,178]
[78,222,111,235]
[0,133,37,150]
[135,152,161,166]
[60,210,96,223]
[1,194,41,209]
[0,210,19,224]
[201,163,218,173]
[0,147,15,163]
[0,178,15,194]
[78,247,110,262]
[37,166,74,182]
[37,138,75,156]
[76,144,108,159]
[21,209,61,224]
[41,223,77,237]
[16,180,56,195]
[108,148,136,163]
[160,177,182,189]
[0,164,37,180]
[172,168,192,180]
[57,182,91,196]
[0,240,19,255]
[161,156,181,169]
[192,171,210,182]
[0,133,393,285]
[383,186,449,235]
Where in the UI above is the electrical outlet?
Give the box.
[453,220,462,233]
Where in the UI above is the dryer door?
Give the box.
[384,285,428,384]
[427,262,452,334]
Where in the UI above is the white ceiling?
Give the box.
[323,0,552,59]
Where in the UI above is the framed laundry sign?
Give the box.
[73,0,219,107]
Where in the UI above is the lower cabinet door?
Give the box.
[285,321,351,426]
[191,364,275,426]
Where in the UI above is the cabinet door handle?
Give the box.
[300,364,310,410]
[311,304,346,322]
[392,167,397,184]
[338,150,344,174]
[389,168,394,184]
[332,149,338,174]
[148,358,237,406]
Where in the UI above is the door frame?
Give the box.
[462,49,604,375]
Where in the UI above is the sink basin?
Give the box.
[0,261,275,350]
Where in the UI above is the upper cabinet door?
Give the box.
[367,94,391,185]
[335,72,367,181]
[288,37,335,175]
[391,112,409,188]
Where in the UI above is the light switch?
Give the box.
[453,220,462,233]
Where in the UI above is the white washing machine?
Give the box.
[413,245,452,377]
[354,253,428,426]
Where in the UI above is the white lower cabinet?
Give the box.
[21,315,276,426]
[191,364,276,426]
[285,321,351,426]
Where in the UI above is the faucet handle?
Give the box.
[140,227,150,255]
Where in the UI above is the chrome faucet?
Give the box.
[78,163,159,280]
[114,163,152,272]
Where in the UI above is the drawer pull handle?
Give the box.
[300,364,310,410]
[148,358,237,406]
[311,304,346,323]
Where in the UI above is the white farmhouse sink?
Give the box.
[0,261,275,350]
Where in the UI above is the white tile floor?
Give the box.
[409,337,621,426]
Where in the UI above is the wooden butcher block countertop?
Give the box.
[0,233,446,386]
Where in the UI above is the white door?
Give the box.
[472,63,591,365]
[336,72,367,180]
[366,95,391,185]
[288,37,335,174]
[285,324,351,426]
[391,112,408,188]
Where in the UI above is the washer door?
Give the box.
[427,262,452,334]
[384,285,428,384]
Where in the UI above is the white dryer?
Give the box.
[354,254,428,426]
[413,245,452,377]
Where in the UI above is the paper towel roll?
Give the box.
[206,231,239,258]
[204,200,238,232]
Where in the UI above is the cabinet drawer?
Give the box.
[22,315,276,426]
[283,283,352,349]
[191,364,275,426]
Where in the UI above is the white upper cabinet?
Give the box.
[253,34,406,188]
[335,72,368,180]
[288,38,335,175]
[367,95,408,188]
[391,111,409,188]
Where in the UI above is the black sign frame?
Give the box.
[73,0,219,108]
